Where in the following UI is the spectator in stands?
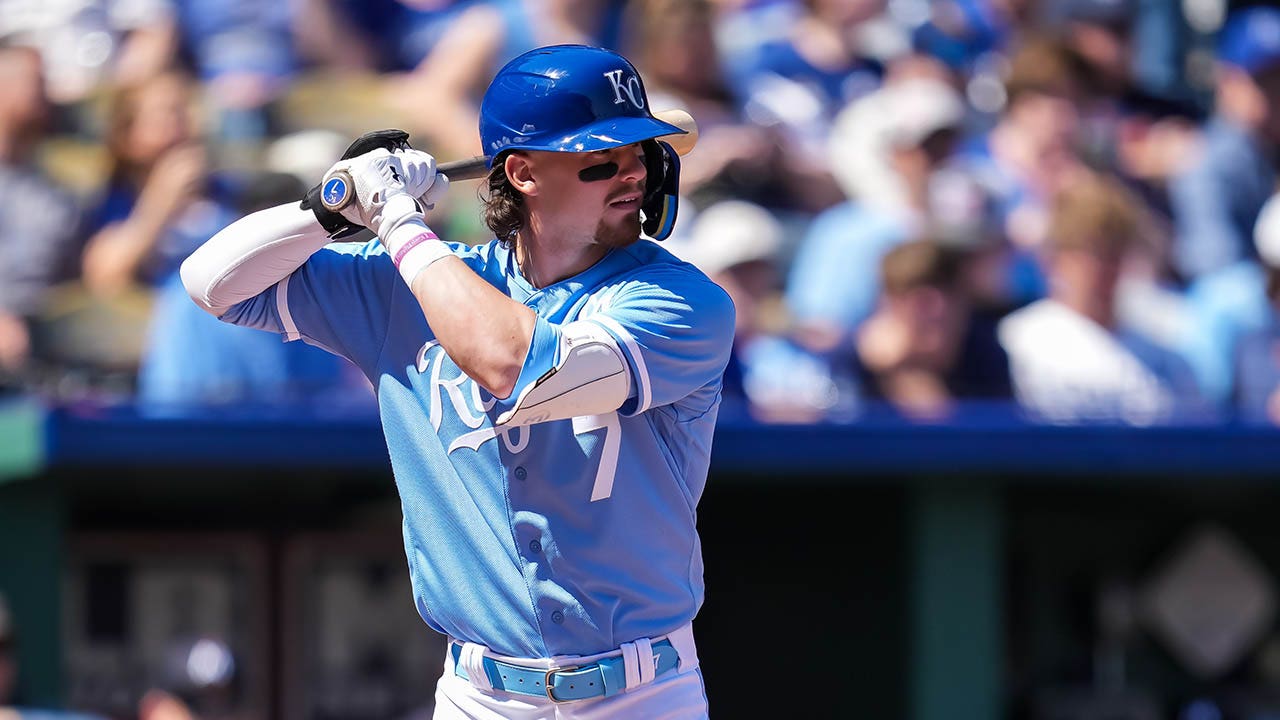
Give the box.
[720,0,886,169]
[80,71,348,408]
[1057,0,1135,98]
[998,171,1201,424]
[1055,0,1157,171]
[1168,7,1280,283]
[631,0,838,212]
[922,161,1019,319]
[1052,0,1194,104]
[0,0,176,104]
[172,0,295,140]
[787,75,965,353]
[1158,7,1280,408]
[676,200,849,422]
[536,0,628,49]
[851,238,1010,420]
[909,0,1009,74]
[1233,193,1280,425]
[0,43,83,391]
[956,35,1088,305]
[82,71,223,296]
[296,0,537,159]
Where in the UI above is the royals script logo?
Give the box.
[415,340,531,455]
[603,69,645,110]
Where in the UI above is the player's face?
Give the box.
[530,144,648,248]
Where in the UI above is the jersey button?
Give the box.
[529,539,542,554]
[551,610,564,624]
[514,466,528,481]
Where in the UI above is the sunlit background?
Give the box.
[3,0,1280,718]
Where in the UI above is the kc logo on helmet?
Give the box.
[603,70,645,110]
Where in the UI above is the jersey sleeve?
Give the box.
[497,265,734,420]
[590,267,735,416]
[218,239,401,373]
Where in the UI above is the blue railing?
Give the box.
[27,400,1280,478]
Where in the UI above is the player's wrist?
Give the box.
[373,193,422,239]
[385,219,450,285]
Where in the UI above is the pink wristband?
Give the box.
[392,231,439,268]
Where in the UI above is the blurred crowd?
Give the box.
[3,0,1280,426]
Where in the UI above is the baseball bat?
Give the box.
[437,108,699,181]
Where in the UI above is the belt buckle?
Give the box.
[544,665,580,703]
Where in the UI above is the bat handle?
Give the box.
[323,156,486,244]
[438,156,490,181]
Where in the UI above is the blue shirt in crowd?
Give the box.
[1170,116,1275,281]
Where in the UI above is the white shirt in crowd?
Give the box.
[998,299,1204,425]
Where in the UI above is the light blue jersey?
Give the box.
[221,237,735,658]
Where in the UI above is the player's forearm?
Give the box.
[385,219,535,399]
[409,256,535,399]
[181,202,332,316]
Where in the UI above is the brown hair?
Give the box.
[1004,36,1084,105]
[1047,172,1145,257]
[880,239,964,296]
[482,160,525,245]
[103,69,193,185]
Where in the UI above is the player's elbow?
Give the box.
[471,359,523,401]
[179,254,228,317]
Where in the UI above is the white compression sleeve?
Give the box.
[181,202,334,316]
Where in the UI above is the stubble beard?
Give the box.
[594,210,642,249]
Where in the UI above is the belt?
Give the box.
[450,639,680,703]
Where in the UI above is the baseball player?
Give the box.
[181,45,733,719]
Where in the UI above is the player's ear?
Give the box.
[505,153,537,197]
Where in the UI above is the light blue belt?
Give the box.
[450,639,680,703]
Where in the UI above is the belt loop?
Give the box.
[665,623,700,673]
[635,637,656,685]
[620,641,641,690]
[460,642,494,692]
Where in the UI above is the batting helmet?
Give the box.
[479,44,685,165]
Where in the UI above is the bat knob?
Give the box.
[320,170,354,211]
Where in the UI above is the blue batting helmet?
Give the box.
[479,44,685,166]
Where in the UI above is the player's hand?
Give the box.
[396,148,451,210]
[302,128,446,239]
[321,148,429,239]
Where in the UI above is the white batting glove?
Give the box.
[396,149,451,210]
[320,148,446,239]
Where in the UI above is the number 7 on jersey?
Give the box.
[573,412,621,501]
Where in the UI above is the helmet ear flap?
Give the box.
[641,139,666,204]
[640,140,681,241]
